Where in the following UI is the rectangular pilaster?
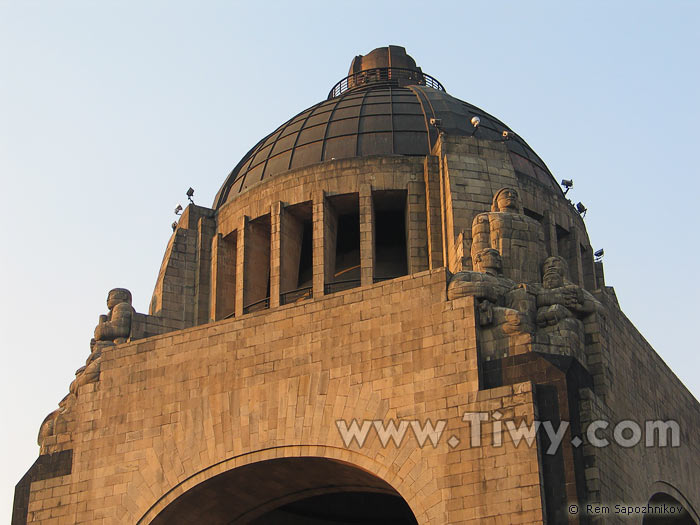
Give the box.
[269,202,282,308]
[312,191,326,298]
[544,210,558,257]
[581,243,597,290]
[424,156,444,270]
[234,217,247,317]
[406,180,428,274]
[194,216,216,326]
[359,184,374,286]
[571,227,585,286]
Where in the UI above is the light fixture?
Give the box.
[429,118,442,127]
[174,204,183,215]
[470,116,480,136]
[561,179,573,195]
[576,202,587,217]
[186,187,195,204]
[594,248,604,261]
[502,130,510,140]
[171,221,178,232]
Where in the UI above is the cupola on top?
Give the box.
[214,46,555,209]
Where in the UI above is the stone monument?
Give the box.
[14,46,699,525]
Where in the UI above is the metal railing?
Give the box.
[328,67,445,99]
[280,286,313,305]
[324,279,361,295]
[242,297,270,314]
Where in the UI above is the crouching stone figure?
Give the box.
[448,248,535,358]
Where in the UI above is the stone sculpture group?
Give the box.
[449,187,601,361]
[38,289,135,448]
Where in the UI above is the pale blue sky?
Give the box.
[1,1,699,520]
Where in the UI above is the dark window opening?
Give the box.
[243,214,270,313]
[334,212,361,280]
[374,190,408,282]
[326,193,360,294]
[215,230,237,320]
[280,202,313,305]
[297,221,313,287]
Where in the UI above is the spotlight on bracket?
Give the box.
[186,187,195,204]
[594,248,604,261]
[171,221,178,232]
[470,116,480,136]
[502,130,510,140]
[174,204,183,215]
[561,179,573,195]
[429,118,442,127]
[576,202,587,217]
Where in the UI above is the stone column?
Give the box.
[269,202,282,308]
[312,191,326,298]
[234,216,247,317]
[194,216,216,325]
[544,210,558,258]
[406,180,428,274]
[571,227,585,287]
[359,184,374,286]
[581,244,597,290]
[423,156,444,270]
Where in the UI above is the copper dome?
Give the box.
[214,46,555,209]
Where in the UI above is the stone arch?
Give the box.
[137,445,438,524]
[642,481,699,524]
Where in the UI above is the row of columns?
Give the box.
[210,185,429,321]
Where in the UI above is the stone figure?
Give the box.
[69,348,102,396]
[94,288,134,344]
[39,288,134,449]
[38,393,77,449]
[448,248,515,307]
[471,187,546,284]
[527,256,602,361]
[535,256,600,327]
[449,248,535,358]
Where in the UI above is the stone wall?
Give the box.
[580,292,700,523]
[21,270,548,524]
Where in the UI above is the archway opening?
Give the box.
[642,492,696,525]
[150,457,417,525]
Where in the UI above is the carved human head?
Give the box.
[473,248,502,275]
[491,187,520,213]
[106,288,132,309]
[542,256,568,288]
